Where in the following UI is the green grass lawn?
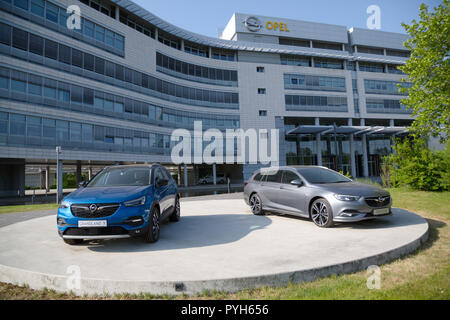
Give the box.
[0,188,449,300]
[0,203,58,215]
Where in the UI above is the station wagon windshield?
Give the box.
[87,167,150,187]
[296,168,351,184]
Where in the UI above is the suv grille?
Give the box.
[64,227,127,236]
[365,196,390,207]
[71,203,119,218]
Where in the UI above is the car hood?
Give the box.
[312,182,389,197]
[63,185,151,204]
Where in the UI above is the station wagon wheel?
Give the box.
[311,198,334,228]
[144,206,160,243]
[250,193,263,215]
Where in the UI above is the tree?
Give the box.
[399,1,450,142]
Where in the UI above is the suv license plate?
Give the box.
[373,208,390,215]
[78,220,107,227]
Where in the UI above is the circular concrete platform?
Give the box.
[0,199,428,296]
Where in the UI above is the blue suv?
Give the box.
[57,164,180,245]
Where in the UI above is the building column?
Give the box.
[212,163,217,185]
[180,39,184,51]
[390,119,395,127]
[177,165,182,185]
[183,164,188,187]
[88,166,93,180]
[76,160,82,185]
[45,165,50,192]
[348,119,356,178]
[315,117,322,166]
[114,6,120,20]
[361,119,369,177]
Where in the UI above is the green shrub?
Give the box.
[383,138,449,191]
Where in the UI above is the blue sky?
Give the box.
[133,0,441,37]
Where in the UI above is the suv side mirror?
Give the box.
[290,179,304,187]
[156,178,168,188]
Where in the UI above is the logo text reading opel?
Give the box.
[89,204,97,213]
[244,16,262,32]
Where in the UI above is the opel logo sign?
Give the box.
[244,16,262,32]
[89,204,97,213]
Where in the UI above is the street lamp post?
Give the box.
[56,146,62,204]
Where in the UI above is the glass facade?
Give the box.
[0,22,239,109]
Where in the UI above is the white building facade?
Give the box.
[0,0,412,196]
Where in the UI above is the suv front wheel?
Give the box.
[144,206,160,243]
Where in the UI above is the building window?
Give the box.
[386,49,410,58]
[280,55,311,67]
[45,2,59,24]
[279,38,310,48]
[314,58,344,70]
[257,66,265,73]
[259,110,267,116]
[357,46,384,55]
[25,117,40,137]
[258,88,266,94]
[312,41,342,51]
[14,0,28,11]
[12,27,28,51]
[31,0,45,17]
[359,62,385,73]
[0,23,11,46]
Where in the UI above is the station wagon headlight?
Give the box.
[124,196,146,207]
[334,194,361,201]
[59,201,70,209]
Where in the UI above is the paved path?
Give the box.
[0,198,428,296]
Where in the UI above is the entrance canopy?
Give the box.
[287,125,407,136]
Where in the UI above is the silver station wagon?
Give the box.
[244,166,392,227]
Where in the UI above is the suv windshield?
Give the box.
[296,167,351,184]
[87,167,150,187]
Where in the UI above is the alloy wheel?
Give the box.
[250,194,262,215]
[311,201,329,227]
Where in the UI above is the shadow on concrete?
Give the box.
[86,213,272,253]
[265,208,426,230]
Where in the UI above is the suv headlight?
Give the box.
[334,194,361,201]
[124,196,146,207]
[59,201,70,209]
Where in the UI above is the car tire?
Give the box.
[310,198,334,228]
[169,196,181,222]
[249,193,264,215]
[144,206,160,243]
[63,239,83,245]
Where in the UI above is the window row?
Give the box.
[366,99,404,110]
[1,0,124,53]
[118,9,156,39]
[284,74,346,91]
[0,23,239,107]
[356,46,410,58]
[364,79,410,95]
[0,111,173,150]
[79,0,115,18]
[285,95,348,107]
[0,66,240,128]
[156,52,238,85]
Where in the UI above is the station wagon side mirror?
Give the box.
[78,181,88,188]
[290,179,304,187]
